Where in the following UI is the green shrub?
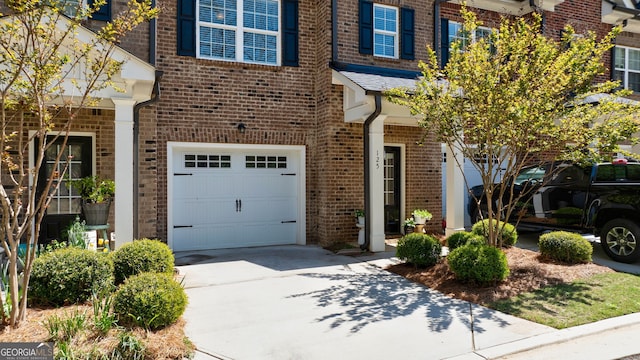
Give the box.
[447,244,510,284]
[446,232,485,251]
[30,248,114,306]
[112,239,174,284]
[396,233,442,267]
[113,272,187,330]
[471,219,518,247]
[539,231,592,264]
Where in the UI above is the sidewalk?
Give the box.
[177,245,640,360]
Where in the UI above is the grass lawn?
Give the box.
[489,272,640,329]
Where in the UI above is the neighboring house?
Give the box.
[5,0,640,251]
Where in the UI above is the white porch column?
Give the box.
[112,98,136,248]
[369,115,387,252]
[445,144,466,236]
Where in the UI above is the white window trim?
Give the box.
[615,46,640,93]
[373,3,399,59]
[196,0,282,66]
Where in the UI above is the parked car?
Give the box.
[468,159,640,263]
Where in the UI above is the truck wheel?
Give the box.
[600,219,640,263]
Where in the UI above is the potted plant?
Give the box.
[403,218,416,234]
[354,209,365,225]
[412,209,432,225]
[70,175,115,225]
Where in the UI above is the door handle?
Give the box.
[239,199,242,212]
[236,199,239,212]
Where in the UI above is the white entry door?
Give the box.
[170,147,300,251]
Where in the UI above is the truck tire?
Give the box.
[600,219,640,263]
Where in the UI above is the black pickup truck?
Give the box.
[467,159,640,263]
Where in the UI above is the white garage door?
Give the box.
[170,148,300,251]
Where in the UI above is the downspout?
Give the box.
[149,0,157,66]
[332,0,338,62]
[434,0,447,66]
[133,70,162,239]
[361,94,382,250]
[131,0,159,239]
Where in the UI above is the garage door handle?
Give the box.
[174,225,193,228]
[174,173,193,176]
[236,199,242,212]
[281,220,297,223]
[281,173,296,176]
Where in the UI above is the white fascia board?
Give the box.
[332,70,368,108]
[534,0,565,11]
[450,0,533,15]
[622,19,640,33]
[602,1,636,25]
[450,0,564,14]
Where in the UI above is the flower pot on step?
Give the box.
[82,200,111,225]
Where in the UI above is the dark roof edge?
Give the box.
[604,0,640,15]
[329,61,421,80]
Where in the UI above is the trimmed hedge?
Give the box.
[396,233,442,267]
[30,247,114,306]
[446,231,486,251]
[112,239,174,284]
[539,231,592,264]
[113,272,187,330]
[471,219,518,247]
[447,244,510,284]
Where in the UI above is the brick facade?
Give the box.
[3,0,640,247]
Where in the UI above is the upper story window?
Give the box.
[614,46,640,92]
[178,0,298,67]
[359,0,415,60]
[440,19,491,67]
[373,4,398,58]
[56,0,111,21]
[448,21,491,53]
[197,0,280,65]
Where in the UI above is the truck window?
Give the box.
[595,164,640,182]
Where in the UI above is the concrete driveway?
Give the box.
[175,246,554,360]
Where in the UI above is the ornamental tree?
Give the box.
[0,0,157,327]
[388,7,640,247]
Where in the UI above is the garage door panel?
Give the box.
[241,198,297,221]
[243,174,297,197]
[173,199,237,225]
[173,224,238,251]
[238,223,297,247]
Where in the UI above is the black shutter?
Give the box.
[359,0,373,55]
[400,8,414,60]
[89,0,110,21]
[282,0,299,66]
[440,18,449,68]
[177,0,196,57]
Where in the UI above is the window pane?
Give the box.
[629,49,640,71]
[201,0,236,25]
[629,72,640,92]
[615,47,625,69]
[200,26,236,59]
[244,32,277,64]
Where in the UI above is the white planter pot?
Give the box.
[357,216,365,225]
[413,215,428,225]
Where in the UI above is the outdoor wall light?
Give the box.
[237,123,246,133]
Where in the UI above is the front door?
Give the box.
[37,136,93,244]
[384,146,401,235]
